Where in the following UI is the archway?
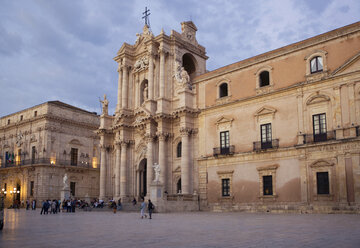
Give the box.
[182,53,197,79]
[138,159,147,199]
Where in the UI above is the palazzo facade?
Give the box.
[0,101,100,207]
[99,21,360,213]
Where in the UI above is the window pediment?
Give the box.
[254,106,277,117]
[215,116,234,130]
[69,139,82,146]
[310,159,334,168]
[306,93,331,105]
[257,164,279,171]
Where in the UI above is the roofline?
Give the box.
[194,21,360,83]
[1,101,98,119]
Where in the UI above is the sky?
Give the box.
[0,0,359,117]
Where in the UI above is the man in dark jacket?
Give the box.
[147,200,154,219]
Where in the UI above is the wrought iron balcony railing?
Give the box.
[253,139,279,151]
[302,130,336,144]
[213,145,235,156]
[0,158,97,169]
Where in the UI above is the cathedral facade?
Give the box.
[100,21,360,213]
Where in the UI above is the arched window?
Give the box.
[259,71,270,87]
[310,56,323,73]
[219,83,228,98]
[176,142,182,158]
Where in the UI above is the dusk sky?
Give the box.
[1,0,359,117]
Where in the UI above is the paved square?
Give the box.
[0,209,359,247]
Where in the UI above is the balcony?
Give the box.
[302,130,335,144]
[213,145,235,156]
[253,139,279,151]
[0,158,97,169]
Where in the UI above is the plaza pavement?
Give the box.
[0,208,359,248]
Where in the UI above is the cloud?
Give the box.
[0,0,359,117]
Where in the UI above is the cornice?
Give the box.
[194,22,360,84]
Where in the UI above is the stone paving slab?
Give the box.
[0,209,360,248]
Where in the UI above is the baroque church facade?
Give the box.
[99,20,360,213]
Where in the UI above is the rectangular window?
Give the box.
[30,181,34,196]
[20,115,23,121]
[222,178,230,197]
[261,123,272,149]
[31,146,36,163]
[263,175,273,195]
[313,113,327,142]
[317,172,329,195]
[71,148,78,166]
[70,182,76,196]
[34,111,37,117]
[220,131,230,154]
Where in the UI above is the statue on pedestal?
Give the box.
[63,173,69,190]
[153,162,160,182]
[100,94,109,115]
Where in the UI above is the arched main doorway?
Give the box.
[138,159,147,199]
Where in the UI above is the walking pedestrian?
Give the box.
[32,199,36,210]
[26,200,30,210]
[140,201,147,219]
[148,199,154,219]
[117,198,122,211]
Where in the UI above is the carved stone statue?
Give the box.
[180,67,191,89]
[174,61,192,90]
[143,83,148,101]
[63,173,69,190]
[100,94,109,115]
[153,162,160,182]
[134,56,149,72]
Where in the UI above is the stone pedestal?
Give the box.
[61,188,71,201]
[149,182,165,212]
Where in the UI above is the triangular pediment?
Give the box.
[254,106,277,117]
[332,52,360,76]
[215,116,234,125]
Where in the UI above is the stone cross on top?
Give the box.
[142,7,150,26]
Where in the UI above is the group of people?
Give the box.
[40,199,61,215]
[26,199,37,210]
[140,199,155,219]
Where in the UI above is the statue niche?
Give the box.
[140,79,149,105]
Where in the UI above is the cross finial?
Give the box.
[142,7,150,26]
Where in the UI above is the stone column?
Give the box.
[146,135,154,194]
[148,54,154,100]
[333,85,342,130]
[336,153,347,204]
[159,48,165,98]
[348,83,356,125]
[158,132,167,186]
[120,141,127,198]
[114,142,121,198]
[180,128,190,194]
[99,146,107,200]
[297,90,304,145]
[116,65,122,111]
[121,66,129,109]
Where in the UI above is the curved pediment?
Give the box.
[309,159,334,168]
[306,93,331,105]
[69,139,82,146]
